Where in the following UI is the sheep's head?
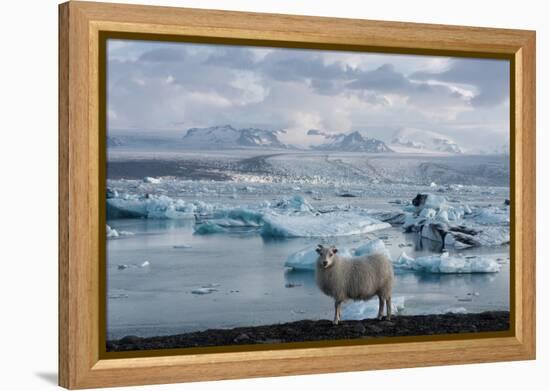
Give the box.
[315,244,338,269]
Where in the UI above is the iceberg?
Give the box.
[106,224,119,238]
[394,251,501,273]
[284,248,319,271]
[471,206,509,225]
[106,224,133,238]
[262,212,390,238]
[354,239,391,258]
[193,208,264,234]
[285,239,389,271]
[273,195,315,213]
[194,221,228,234]
[207,208,264,227]
[403,193,508,249]
[106,193,216,219]
[341,296,406,320]
[107,194,194,219]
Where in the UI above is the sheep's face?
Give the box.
[316,245,338,269]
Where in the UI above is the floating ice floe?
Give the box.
[262,212,390,238]
[194,221,228,234]
[203,209,264,228]
[106,224,133,239]
[107,224,119,238]
[341,296,406,320]
[191,283,220,295]
[107,193,211,219]
[285,239,389,271]
[191,287,217,295]
[394,251,501,273]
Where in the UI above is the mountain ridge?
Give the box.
[309,130,393,153]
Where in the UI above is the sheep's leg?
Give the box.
[385,297,392,321]
[377,295,385,320]
[333,301,342,325]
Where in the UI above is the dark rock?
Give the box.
[353,323,366,334]
[366,325,384,333]
[106,311,510,352]
[338,193,358,198]
[412,193,428,207]
[119,335,142,345]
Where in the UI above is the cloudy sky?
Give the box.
[107,39,510,152]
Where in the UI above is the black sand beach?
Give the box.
[107,311,509,352]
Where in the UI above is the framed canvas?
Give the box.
[58,1,536,389]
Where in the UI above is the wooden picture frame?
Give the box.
[59,1,536,389]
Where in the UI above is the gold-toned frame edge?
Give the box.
[59,1,536,389]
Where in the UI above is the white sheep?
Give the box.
[315,244,394,325]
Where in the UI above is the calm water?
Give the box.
[106,219,509,339]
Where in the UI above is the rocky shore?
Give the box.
[107,311,509,352]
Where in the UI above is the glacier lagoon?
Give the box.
[105,151,510,339]
[107,217,509,339]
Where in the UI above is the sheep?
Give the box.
[315,244,394,325]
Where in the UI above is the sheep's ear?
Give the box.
[315,248,322,254]
[331,247,338,254]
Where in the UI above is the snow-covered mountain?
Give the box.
[390,128,462,154]
[182,125,288,149]
[310,130,393,153]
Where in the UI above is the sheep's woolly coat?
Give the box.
[315,253,394,303]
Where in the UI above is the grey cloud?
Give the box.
[347,63,467,108]
[347,64,408,91]
[411,58,509,106]
[203,47,257,69]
